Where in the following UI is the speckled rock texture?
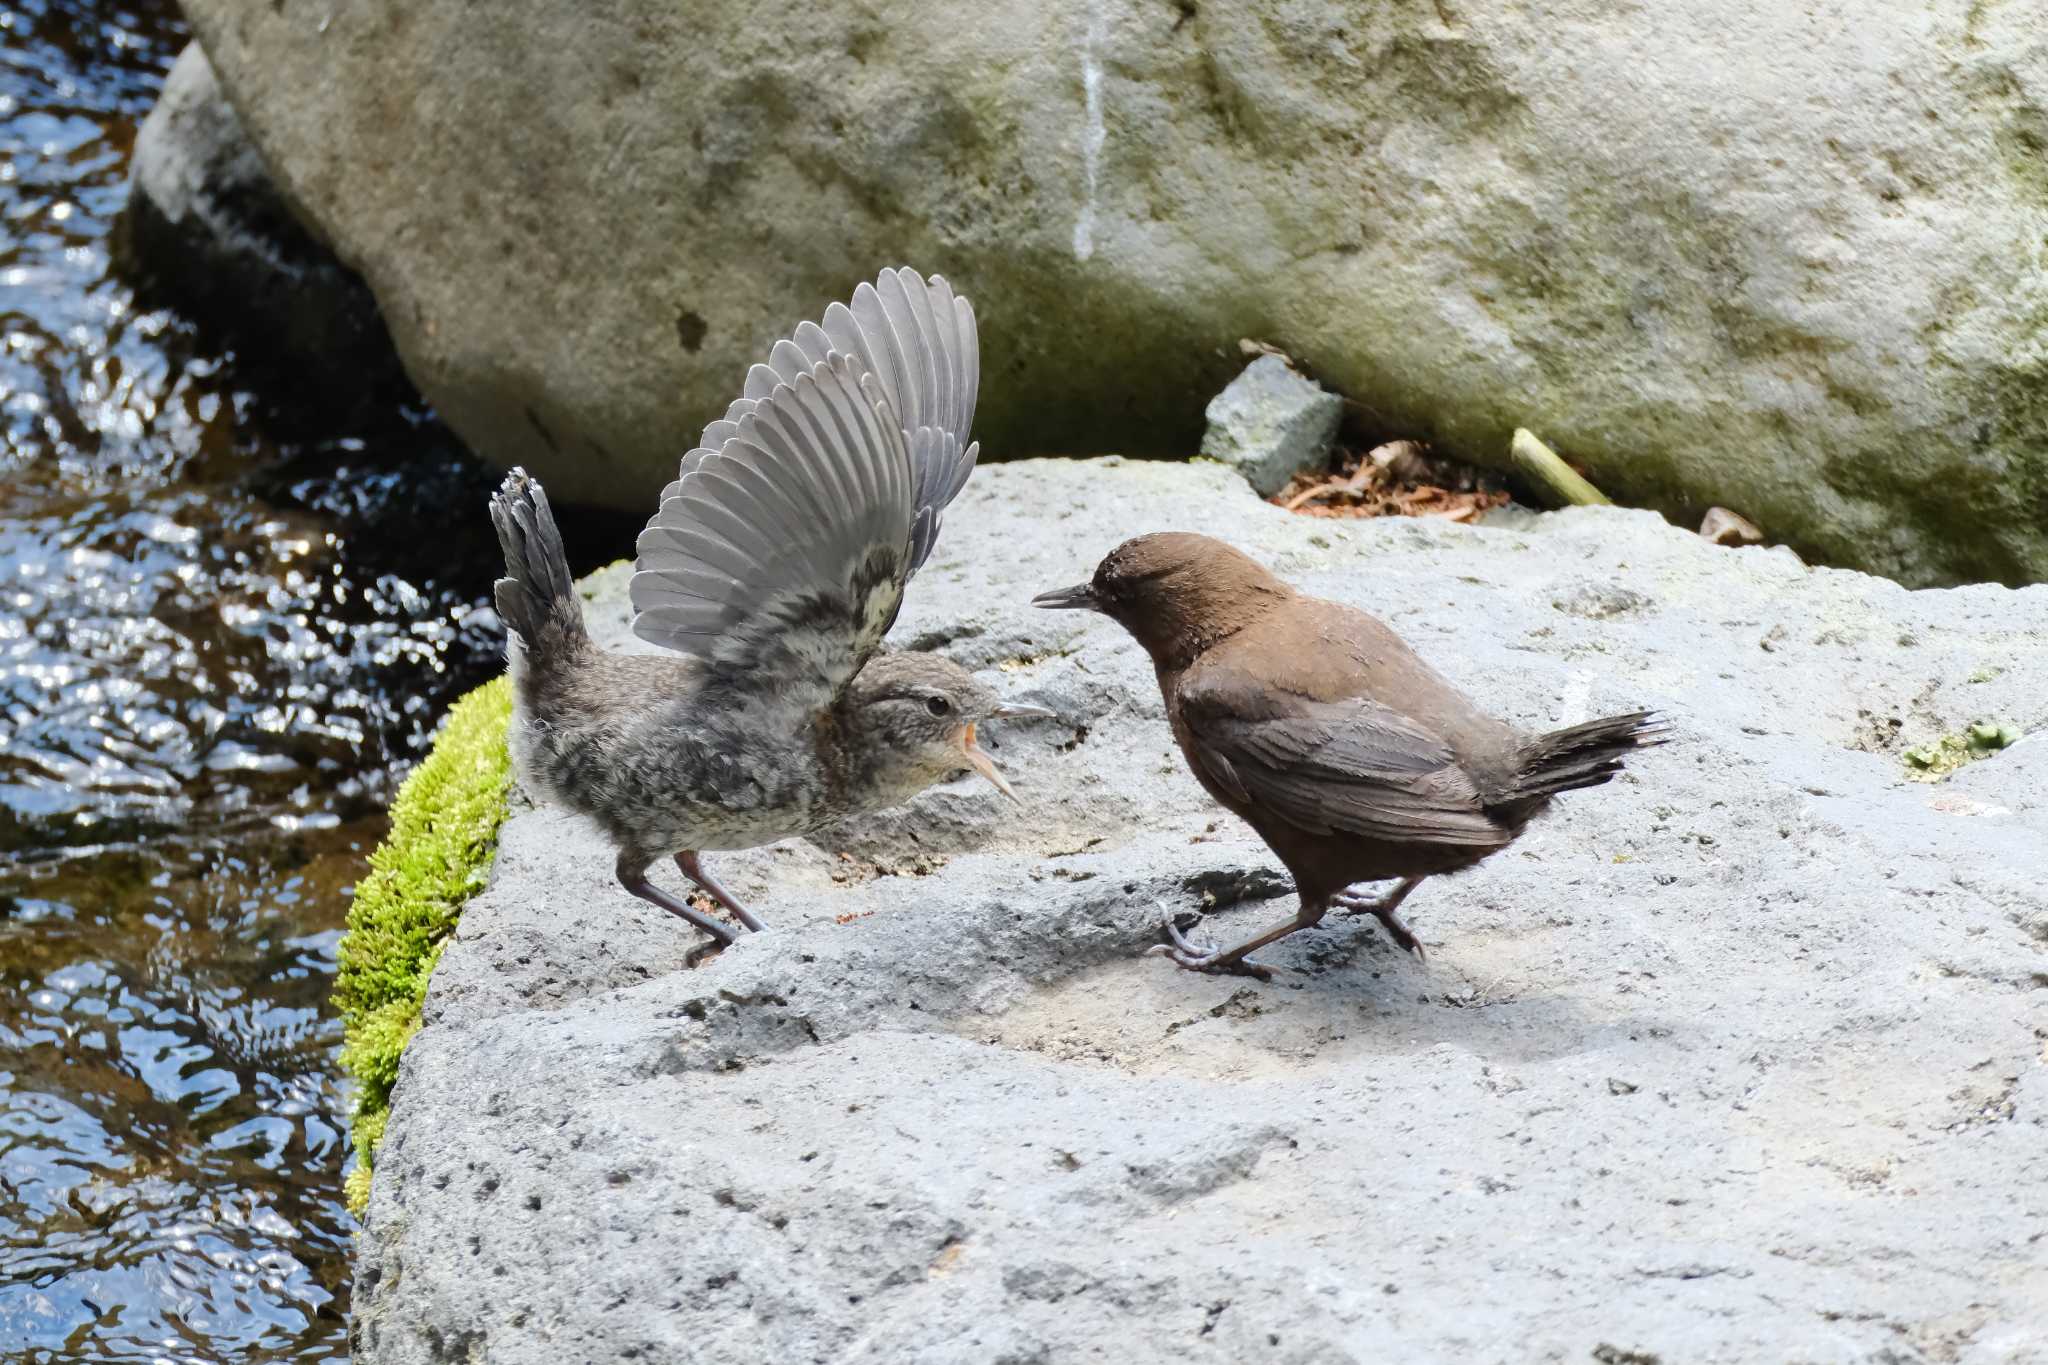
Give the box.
[179,0,2048,585]
[1199,355,1343,497]
[353,459,2048,1364]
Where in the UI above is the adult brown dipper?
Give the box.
[1034,532,1663,978]
[490,267,1050,948]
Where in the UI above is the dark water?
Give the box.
[0,3,510,1358]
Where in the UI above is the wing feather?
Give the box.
[1181,671,1512,849]
[849,282,911,420]
[924,273,963,434]
[790,320,835,362]
[631,350,915,692]
[741,362,780,402]
[635,268,981,695]
[808,270,980,571]
[766,338,814,385]
[887,268,945,428]
[952,294,979,437]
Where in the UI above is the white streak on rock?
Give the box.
[1073,0,1107,261]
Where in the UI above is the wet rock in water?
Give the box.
[351,458,2048,1364]
[178,1,2048,585]
[123,43,405,405]
[1197,354,1343,497]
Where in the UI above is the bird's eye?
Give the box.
[925,696,952,718]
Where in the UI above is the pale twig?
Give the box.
[1509,428,1611,507]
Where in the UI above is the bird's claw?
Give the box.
[1381,920,1425,961]
[684,937,730,969]
[1335,894,1426,960]
[1151,914,1274,980]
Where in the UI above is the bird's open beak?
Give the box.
[957,722,1021,805]
[1030,582,1098,612]
[990,701,1055,720]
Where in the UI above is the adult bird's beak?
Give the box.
[990,701,1055,720]
[1030,582,1098,612]
[957,722,1021,805]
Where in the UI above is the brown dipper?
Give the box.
[490,267,1050,948]
[1034,532,1664,978]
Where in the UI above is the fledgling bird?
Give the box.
[490,267,1050,948]
[1034,532,1664,978]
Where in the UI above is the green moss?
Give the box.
[336,675,513,1216]
[1902,720,2021,781]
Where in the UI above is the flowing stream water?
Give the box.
[0,3,516,1358]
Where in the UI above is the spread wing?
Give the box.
[1179,666,1513,849]
[662,266,978,575]
[629,268,981,696]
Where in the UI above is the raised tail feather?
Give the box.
[1503,710,1668,803]
[489,468,586,660]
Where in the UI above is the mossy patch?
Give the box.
[1902,720,2021,781]
[336,675,513,1215]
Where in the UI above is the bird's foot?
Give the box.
[683,937,729,969]
[1378,912,1425,961]
[678,913,739,950]
[1147,913,1275,981]
[1327,875,1425,961]
[1327,896,1425,961]
[676,852,767,934]
[619,856,740,947]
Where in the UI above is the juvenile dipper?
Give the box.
[491,267,1049,948]
[1034,532,1663,977]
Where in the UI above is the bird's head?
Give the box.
[1031,532,1291,670]
[843,653,1052,802]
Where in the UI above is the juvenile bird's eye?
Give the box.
[925,696,952,717]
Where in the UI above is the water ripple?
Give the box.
[0,1,514,1360]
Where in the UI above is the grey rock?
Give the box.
[178,0,2048,585]
[1198,355,1343,497]
[355,458,2048,1364]
[122,44,403,401]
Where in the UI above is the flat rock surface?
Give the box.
[356,460,2048,1364]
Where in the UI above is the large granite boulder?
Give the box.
[179,0,2048,586]
[352,459,2048,1363]
[123,43,405,405]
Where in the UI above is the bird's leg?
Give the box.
[1152,897,1331,980]
[1334,877,1426,960]
[616,851,737,946]
[675,851,766,933]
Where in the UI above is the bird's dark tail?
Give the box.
[489,469,587,670]
[1503,710,1668,802]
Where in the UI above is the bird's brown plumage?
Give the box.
[1034,531,1664,976]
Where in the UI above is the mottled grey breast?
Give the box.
[628,267,980,706]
